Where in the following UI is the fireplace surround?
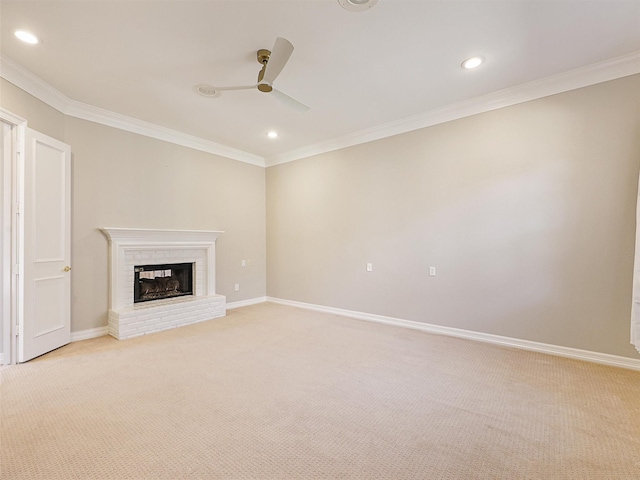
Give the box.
[100,228,226,339]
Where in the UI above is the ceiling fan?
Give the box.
[197,37,310,112]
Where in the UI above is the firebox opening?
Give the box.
[134,262,194,303]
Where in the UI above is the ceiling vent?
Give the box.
[195,84,221,98]
[338,0,378,12]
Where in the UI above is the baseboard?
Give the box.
[0,352,5,365]
[266,297,640,371]
[226,296,267,310]
[70,326,109,342]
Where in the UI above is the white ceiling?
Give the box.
[2,1,640,165]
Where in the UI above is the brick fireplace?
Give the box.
[100,228,226,339]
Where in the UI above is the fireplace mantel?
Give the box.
[101,227,224,244]
[100,228,226,339]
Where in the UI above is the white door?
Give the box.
[19,129,71,362]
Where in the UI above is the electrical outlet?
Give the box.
[234,284,240,292]
[241,260,246,267]
[247,259,252,266]
[429,266,436,276]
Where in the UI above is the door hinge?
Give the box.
[14,203,21,214]
[12,264,20,275]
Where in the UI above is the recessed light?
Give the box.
[267,131,278,139]
[15,30,40,45]
[461,56,484,69]
[338,0,378,12]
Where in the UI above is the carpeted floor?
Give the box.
[1,302,639,479]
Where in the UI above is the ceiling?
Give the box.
[1,1,640,165]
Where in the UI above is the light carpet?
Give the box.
[1,302,639,479]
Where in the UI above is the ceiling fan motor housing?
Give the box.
[257,49,271,64]
[257,49,273,92]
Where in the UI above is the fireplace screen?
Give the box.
[134,262,194,303]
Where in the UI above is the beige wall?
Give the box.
[3,74,640,360]
[0,79,266,335]
[267,74,640,359]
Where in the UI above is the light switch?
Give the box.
[429,266,436,276]
[366,263,373,272]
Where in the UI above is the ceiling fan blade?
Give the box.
[213,84,257,91]
[262,37,294,85]
[271,88,310,113]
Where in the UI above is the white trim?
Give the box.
[226,296,267,310]
[0,58,69,113]
[0,55,264,167]
[632,172,640,353]
[266,297,640,371]
[0,108,27,129]
[2,52,640,168]
[100,227,224,244]
[64,100,265,167]
[0,109,26,366]
[70,326,109,342]
[265,51,640,166]
[0,353,5,365]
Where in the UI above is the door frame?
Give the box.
[1,108,26,365]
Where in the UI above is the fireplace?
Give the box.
[100,228,226,340]
[134,262,194,303]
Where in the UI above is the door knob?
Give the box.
[63,266,71,272]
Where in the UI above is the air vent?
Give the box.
[195,84,221,98]
[338,0,378,12]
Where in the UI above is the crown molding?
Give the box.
[265,51,640,167]
[0,54,70,113]
[2,51,639,169]
[64,99,265,166]
[0,54,265,167]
